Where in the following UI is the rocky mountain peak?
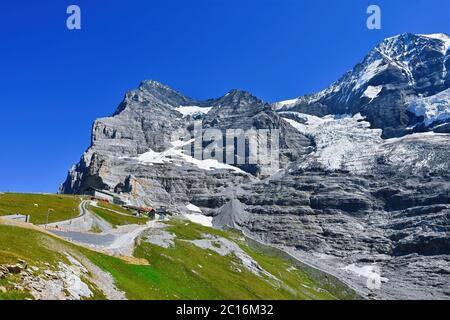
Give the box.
[214,89,266,109]
[139,79,172,90]
[273,32,450,137]
[376,33,449,57]
[137,80,195,107]
[112,80,196,116]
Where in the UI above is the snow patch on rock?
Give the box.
[272,98,300,110]
[183,203,212,227]
[186,203,202,213]
[137,139,246,174]
[175,106,212,117]
[363,85,383,99]
[354,60,388,90]
[407,88,450,127]
[342,264,388,290]
[281,112,383,172]
[184,214,213,227]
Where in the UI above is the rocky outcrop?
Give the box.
[238,155,450,299]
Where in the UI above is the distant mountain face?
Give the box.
[61,80,311,196]
[273,33,450,138]
[61,33,450,300]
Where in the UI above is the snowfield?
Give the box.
[137,139,246,173]
[341,264,389,289]
[186,203,202,213]
[354,59,389,91]
[281,111,449,174]
[272,98,301,110]
[381,132,450,173]
[407,88,450,128]
[175,105,212,117]
[281,112,383,172]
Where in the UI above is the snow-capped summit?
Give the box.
[273,33,450,137]
[420,32,450,39]
[419,33,450,51]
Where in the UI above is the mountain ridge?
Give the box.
[273,32,450,137]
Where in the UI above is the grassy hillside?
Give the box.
[0,193,81,224]
[97,202,134,215]
[0,223,106,300]
[88,205,148,227]
[0,219,358,300]
[119,221,344,299]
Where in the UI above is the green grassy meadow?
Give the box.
[0,193,81,224]
[88,205,148,227]
[0,194,357,300]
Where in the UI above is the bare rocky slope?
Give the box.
[61,33,450,300]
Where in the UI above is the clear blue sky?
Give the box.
[0,0,449,193]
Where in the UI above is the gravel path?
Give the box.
[48,203,156,257]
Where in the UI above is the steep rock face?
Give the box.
[61,82,311,208]
[95,81,189,155]
[237,128,450,299]
[202,89,311,171]
[61,81,189,195]
[274,33,450,138]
